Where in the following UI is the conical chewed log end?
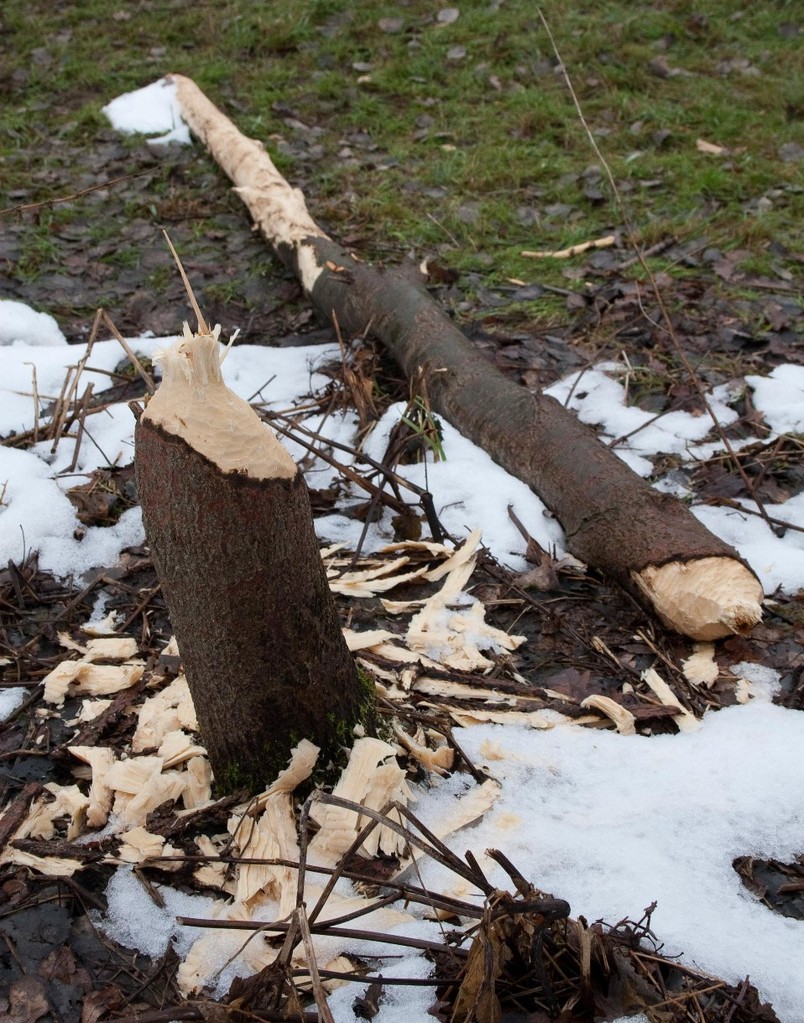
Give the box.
[144,328,296,480]
[633,557,763,641]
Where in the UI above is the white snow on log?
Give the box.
[102,77,191,145]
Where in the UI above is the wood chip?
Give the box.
[183,756,213,810]
[43,660,145,706]
[133,674,197,751]
[580,695,637,735]
[343,628,398,652]
[681,642,719,687]
[696,138,730,155]
[641,667,699,732]
[327,560,429,597]
[309,737,410,864]
[68,746,116,827]
[393,722,454,775]
[0,847,84,876]
[116,826,167,864]
[158,729,207,768]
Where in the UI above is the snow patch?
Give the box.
[102,77,191,145]
[0,299,66,347]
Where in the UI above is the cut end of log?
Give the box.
[143,327,296,480]
[632,557,763,641]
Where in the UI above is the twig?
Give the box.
[0,170,154,218]
[267,413,445,543]
[297,906,336,1023]
[0,782,43,854]
[23,363,41,445]
[118,583,162,633]
[95,308,156,394]
[702,496,804,536]
[68,383,94,473]
[151,853,487,920]
[175,916,470,958]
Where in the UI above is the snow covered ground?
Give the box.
[1,303,803,1019]
[0,77,802,1021]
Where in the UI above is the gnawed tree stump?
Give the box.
[135,326,372,794]
[169,74,763,641]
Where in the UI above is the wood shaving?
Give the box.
[44,660,145,707]
[0,846,84,877]
[183,756,213,810]
[68,746,116,827]
[133,674,197,751]
[343,628,398,652]
[641,667,700,732]
[74,698,114,722]
[116,826,167,864]
[393,722,454,775]
[193,835,230,892]
[430,705,595,729]
[14,785,89,842]
[229,795,299,910]
[682,642,719,687]
[327,558,429,597]
[580,694,637,735]
[308,737,410,864]
[158,729,207,768]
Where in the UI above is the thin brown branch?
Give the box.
[0,170,153,218]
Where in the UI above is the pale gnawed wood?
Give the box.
[170,73,327,294]
[144,327,295,480]
[633,557,763,641]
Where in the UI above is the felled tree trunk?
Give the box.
[170,74,763,641]
[135,328,371,794]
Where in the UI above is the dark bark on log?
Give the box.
[135,348,371,794]
[306,242,716,574]
[280,241,761,638]
[171,75,763,640]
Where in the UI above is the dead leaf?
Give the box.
[452,918,507,1023]
[38,944,79,983]
[353,979,384,1019]
[3,976,49,1023]
[80,986,125,1023]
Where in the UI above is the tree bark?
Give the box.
[135,331,371,794]
[170,74,763,641]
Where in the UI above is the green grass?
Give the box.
[1,0,801,299]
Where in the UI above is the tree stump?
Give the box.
[135,327,372,794]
